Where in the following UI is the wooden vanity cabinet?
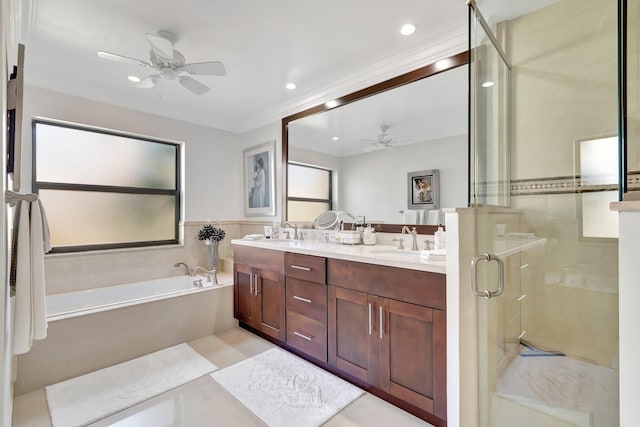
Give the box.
[327,258,447,421]
[284,253,328,362]
[233,246,285,341]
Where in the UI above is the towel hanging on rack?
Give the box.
[10,194,51,355]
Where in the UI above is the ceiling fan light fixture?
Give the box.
[286,82,297,90]
[161,67,178,80]
[400,24,416,36]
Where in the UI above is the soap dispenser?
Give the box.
[434,226,446,250]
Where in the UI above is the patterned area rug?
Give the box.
[211,347,364,427]
[46,343,218,427]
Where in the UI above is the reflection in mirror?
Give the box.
[284,53,469,228]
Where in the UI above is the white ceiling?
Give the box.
[21,0,558,134]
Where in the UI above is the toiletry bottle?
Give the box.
[272,221,280,239]
[363,225,376,245]
[434,226,446,250]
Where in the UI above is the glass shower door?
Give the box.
[469,1,620,426]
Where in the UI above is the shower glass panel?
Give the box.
[625,0,640,196]
[469,6,509,207]
[470,1,619,426]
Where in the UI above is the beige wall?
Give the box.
[507,0,618,367]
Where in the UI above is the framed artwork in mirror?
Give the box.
[244,140,276,216]
[408,169,439,210]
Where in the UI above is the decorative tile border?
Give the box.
[475,172,640,197]
[509,172,640,196]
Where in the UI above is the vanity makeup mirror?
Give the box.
[283,52,469,232]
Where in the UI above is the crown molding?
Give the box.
[25,26,467,135]
[6,0,38,66]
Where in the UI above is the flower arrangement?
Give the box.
[198,224,226,242]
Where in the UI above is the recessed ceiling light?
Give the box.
[286,82,296,90]
[400,24,416,36]
[325,100,338,108]
[482,81,495,88]
[332,136,339,141]
[127,75,141,83]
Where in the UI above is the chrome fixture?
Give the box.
[402,225,419,251]
[174,262,191,275]
[193,265,218,284]
[393,238,405,250]
[282,222,299,240]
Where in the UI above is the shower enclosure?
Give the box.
[468,0,620,426]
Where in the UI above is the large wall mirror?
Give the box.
[282,52,469,232]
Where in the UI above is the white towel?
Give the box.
[419,249,447,261]
[12,199,51,355]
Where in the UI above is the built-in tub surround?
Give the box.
[14,273,237,396]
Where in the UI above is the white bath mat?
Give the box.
[45,343,218,427]
[211,347,364,427]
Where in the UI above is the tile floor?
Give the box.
[12,327,434,427]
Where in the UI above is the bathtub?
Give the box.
[15,273,238,396]
[47,274,225,321]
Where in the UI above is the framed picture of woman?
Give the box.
[244,140,276,216]
[408,169,439,210]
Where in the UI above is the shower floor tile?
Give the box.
[12,327,433,427]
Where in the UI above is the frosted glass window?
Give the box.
[288,201,331,223]
[33,119,180,252]
[34,122,176,189]
[287,162,332,222]
[288,164,331,199]
[579,137,618,239]
[39,190,176,247]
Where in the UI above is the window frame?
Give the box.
[32,118,182,253]
[286,161,333,221]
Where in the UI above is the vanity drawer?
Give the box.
[286,277,327,323]
[286,311,327,362]
[285,253,326,284]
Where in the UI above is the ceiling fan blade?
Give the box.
[358,138,378,146]
[146,33,174,60]
[135,75,162,88]
[362,144,378,152]
[184,61,226,76]
[97,51,151,67]
[179,76,210,95]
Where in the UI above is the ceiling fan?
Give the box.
[97,31,226,96]
[359,124,398,152]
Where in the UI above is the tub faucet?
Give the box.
[192,266,218,285]
[174,262,192,275]
[402,226,419,251]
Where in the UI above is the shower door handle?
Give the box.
[471,253,504,299]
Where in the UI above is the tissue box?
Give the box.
[337,230,361,245]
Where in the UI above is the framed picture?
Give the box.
[408,169,439,210]
[244,140,276,216]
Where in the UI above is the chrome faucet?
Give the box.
[192,266,218,284]
[174,262,192,275]
[402,226,419,251]
[282,222,299,240]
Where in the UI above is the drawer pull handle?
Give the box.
[368,303,373,336]
[290,265,312,271]
[293,295,312,304]
[379,306,384,339]
[293,331,312,341]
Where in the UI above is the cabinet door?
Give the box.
[234,263,256,327]
[328,286,378,384]
[378,299,446,419]
[256,269,285,341]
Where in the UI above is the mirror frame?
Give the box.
[282,51,469,234]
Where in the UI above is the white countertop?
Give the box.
[232,238,447,274]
